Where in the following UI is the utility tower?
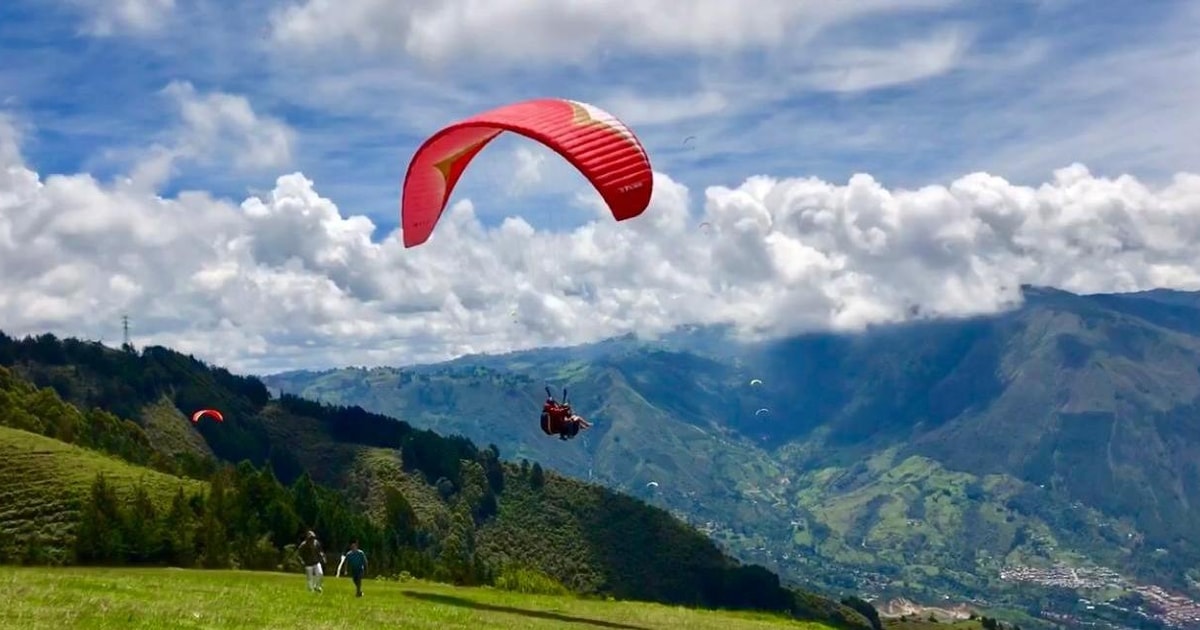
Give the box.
[122,314,131,350]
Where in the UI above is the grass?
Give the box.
[0,567,828,629]
[0,426,206,555]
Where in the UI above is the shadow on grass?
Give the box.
[399,590,650,629]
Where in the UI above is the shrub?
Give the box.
[493,565,569,596]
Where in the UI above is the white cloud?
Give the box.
[507,147,545,195]
[256,0,971,160]
[124,82,295,191]
[63,0,176,36]
[599,91,729,127]
[4,107,1200,374]
[799,27,971,93]
[0,113,25,169]
[270,0,958,65]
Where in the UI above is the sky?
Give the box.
[1,0,1200,374]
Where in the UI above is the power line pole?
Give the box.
[122,314,131,350]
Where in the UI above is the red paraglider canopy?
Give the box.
[401,97,654,248]
[191,409,224,424]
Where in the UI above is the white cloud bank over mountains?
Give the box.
[3,108,1200,374]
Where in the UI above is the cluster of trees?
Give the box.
[72,462,491,585]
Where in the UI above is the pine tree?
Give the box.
[436,503,482,585]
[162,487,198,567]
[258,466,300,549]
[384,487,418,550]
[480,444,504,494]
[530,462,545,490]
[458,460,491,523]
[199,469,232,568]
[74,474,126,563]
[126,482,162,563]
[291,472,320,529]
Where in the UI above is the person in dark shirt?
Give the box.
[337,539,368,597]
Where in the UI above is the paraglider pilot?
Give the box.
[540,386,592,440]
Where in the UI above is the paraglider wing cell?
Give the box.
[401,98,654,248]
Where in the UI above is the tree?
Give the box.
[437,505,478,585]
[75,474,126,563]
[291,473,320,529]
[229,460,266,542]
[530,462,545,490]
[162,487,198,567]
[480,445,504,494]
[840,596,883,630]
[126,482,162,563]
[257,466,300,549]
[383,488,418,551]
[199,470,232,568]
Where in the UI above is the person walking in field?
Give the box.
[336,539,368,597]
[297,530,326,593]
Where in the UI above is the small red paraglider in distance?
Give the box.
[191,409,224,424]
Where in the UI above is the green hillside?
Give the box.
[0,425,206,563]
[0,334,874,630]
[264,287,1200,630]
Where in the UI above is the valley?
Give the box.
[266,286,1200,629]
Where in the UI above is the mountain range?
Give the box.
[264,285,1200,629]
[0,331,877,630]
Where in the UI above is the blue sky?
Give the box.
[4,0,1200,372]
[3,0,1197,243]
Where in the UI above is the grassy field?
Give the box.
[0,566,830,629]
[0,426,206,557]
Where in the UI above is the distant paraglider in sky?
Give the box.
[749,379,763,387]
[682,135,696,151]
[191,409,223,424]
[400,97,654,248]
[755,408,770,417]
[646,481,660,489]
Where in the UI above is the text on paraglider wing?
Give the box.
[617,181,645,193]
